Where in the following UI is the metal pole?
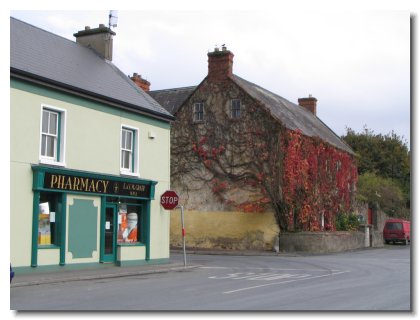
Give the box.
[180,205,187,267]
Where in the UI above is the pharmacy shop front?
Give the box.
[30,165,162,268]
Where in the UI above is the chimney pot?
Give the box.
[74,24,116,61]
[207,47,234,82]
[130,73,151,92]
[298,96,318,115]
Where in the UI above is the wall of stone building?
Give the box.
[170,210,279,251]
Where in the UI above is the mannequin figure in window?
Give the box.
[123,212,138,242]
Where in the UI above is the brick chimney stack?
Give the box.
[207,45,234,82]
[130,73,151,92]
[298,95,318,115]
[74,24,116,61]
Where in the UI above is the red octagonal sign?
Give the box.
[160,190,179,210]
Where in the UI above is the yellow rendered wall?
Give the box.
[170,210,279,251]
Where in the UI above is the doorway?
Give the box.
[103,204,117,262]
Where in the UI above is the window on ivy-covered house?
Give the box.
[230,99,241,119]
[193,102,204,122]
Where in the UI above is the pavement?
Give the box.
[10,249,280,288]
[11,262,198,288]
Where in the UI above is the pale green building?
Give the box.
[10,17,174,270]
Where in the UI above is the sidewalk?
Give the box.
[11,262,198,288]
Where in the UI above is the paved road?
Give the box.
[10,245,410,311]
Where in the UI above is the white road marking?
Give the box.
[209,272,311,281]
[200,266,342,272]
[222,271,350,294]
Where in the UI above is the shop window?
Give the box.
[38,192,62,246]
[117,204,142,244]
[40,105,66,165]
[121,126,138,175]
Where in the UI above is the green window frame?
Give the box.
[38,191,63,247]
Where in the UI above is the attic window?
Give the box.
[230,99,241,119]
[193,102,204,122]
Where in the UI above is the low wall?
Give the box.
[170,210,279,251]
[279,228,385,253]
[278,231,366,253]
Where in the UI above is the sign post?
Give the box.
[160,190,186,267]
[180,205,186,267]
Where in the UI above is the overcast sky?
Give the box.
[9,5,412,148]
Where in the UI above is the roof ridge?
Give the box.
[149,86,197,93]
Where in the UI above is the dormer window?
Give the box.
[193,102,204,122]
[230,99,241,119]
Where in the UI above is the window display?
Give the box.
[38,192,61,246]
[38,202,51,245]
[117,204,139,243]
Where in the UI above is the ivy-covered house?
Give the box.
[146,47,358,250]
[10,17,174,270]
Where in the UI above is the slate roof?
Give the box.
[149,73,353,154]
[10,17,173,122]
[148,86,196,115]
[232,75,354,154]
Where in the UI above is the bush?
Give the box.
[336,212,360,231]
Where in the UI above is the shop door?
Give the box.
[103,204,117,262]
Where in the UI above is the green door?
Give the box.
[103,204,117,262]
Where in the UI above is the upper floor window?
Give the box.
[121,126,138,175]
[40,105,66,165]
[193,102,204,122]
[230,99,241,119]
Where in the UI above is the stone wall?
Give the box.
[278,231,366,253]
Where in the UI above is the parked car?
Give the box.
[10,264,14,283]
[383,219,410,245]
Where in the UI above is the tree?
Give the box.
[357,172,409,219]
[342,127,410,214]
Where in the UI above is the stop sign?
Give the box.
[160,190,179,210]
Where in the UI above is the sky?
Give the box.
[8,3,413,149]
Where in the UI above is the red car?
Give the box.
[383,219,410,245]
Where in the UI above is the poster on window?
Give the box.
[117,205,138,243]
[38,202,51,245]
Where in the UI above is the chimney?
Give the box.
[130,73,151,92]
[298,95,318,115]
[207,46,234,82]
[74,24,116,61]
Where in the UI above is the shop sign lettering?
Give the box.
[44,173,150,198]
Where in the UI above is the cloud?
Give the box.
[10,9,411,147]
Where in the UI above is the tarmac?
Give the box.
[10,249,280,288]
